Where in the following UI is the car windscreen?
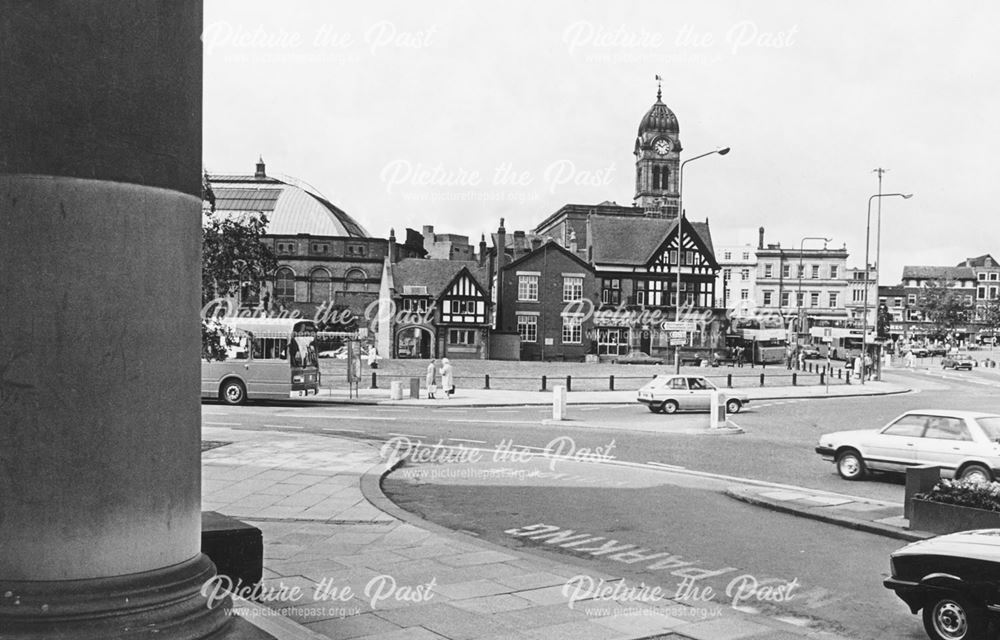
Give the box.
[976,417,1000,441]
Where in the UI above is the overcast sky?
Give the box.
[203,0,1000,283]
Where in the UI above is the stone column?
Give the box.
[0,2,230,638]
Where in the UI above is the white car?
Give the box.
[636,375,748,415]
[816,410,1000,482]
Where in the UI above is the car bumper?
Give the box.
[637,397,655,405]
[815,445,836,460]
[882,577,927,613]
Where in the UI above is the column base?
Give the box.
[0,554,232,639]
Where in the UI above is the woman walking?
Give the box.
[440,358,454,399]
[425,359,438,399]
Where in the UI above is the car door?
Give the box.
[865,413,927,472]
[686,377,713,411]
[666,376,688,408]
[918,416,979,474]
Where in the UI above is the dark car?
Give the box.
[884,529,1000,640]
[927,345,950,357]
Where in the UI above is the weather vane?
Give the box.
[655,74,662,100]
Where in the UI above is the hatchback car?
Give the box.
[816,410,1000,482]
[943,354,976,371]
[884,529,1000,640]
[636,375,749,414]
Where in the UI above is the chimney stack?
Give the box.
[758,226,765,250]
[255,155,266,179]
[494,219,506,329]
[479,234,487,266]
[530,237,542,251]
[422,225,434,241]
[388,228,397,264]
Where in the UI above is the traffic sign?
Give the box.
[661,321,695,331]
[669,337,685,346]
[669,331,686,339]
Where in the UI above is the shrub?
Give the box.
[915,478,1000,513]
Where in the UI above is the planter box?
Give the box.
[910,498,1000,535]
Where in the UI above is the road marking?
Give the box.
[485,410,517,413]
[375,408,408,412]
[264,424,303,429]
[288,414,396,421]
[322,427,365,433]
[578,407,601,411]
[203,421,241,426]
[646,461,686,470]
[446,419,539,425]
[448,438,487,444]
[388,433,425,439]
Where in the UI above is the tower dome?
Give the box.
[638,86,679,135]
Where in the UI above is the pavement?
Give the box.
[308,379,909,407]
[202,426,863,640]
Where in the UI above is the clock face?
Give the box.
[654,139,672,155]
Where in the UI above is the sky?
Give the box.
[203,0,1000,284]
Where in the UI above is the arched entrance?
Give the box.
[396,325,434,359]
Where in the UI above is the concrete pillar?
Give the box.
[0,2,230,638]
[552,385,567,420]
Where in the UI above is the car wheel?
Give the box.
[958,464,992,484]
[836,449,866,480]
[220,380,246,406]
[725,398,742,414]
[922,594,986,640]
[662,400,679,415]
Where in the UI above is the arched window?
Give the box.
[660,166,669,190]
[345,268,368,293]
[274,267,295,303]
[309,267,332,302]
[652,166,661,190]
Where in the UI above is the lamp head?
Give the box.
[717,147,731,156]
[901,193,913,199]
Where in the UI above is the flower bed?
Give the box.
[911,479,1000,534]
[916,478,1000,512]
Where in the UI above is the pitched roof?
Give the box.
[391,259,489,298]
[501,239,594,273]
[589,215,715,266]
[901,265,976,280]
[957,254,998,268]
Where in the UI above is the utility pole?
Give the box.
[873,167,886,381]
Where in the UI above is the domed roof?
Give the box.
[208,160,370,238]
[638,88,679,135]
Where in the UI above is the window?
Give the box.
[853,289,865,302]
[601,278,620,305]
[991,286,999,300]
[345,268,368,292]
[781,292,790,307]
[723,251,732,260]
[810,292,819,307]
[894,297,902,307]
[742,252,750,261]
[517,315,537,342]
[924,417,971,441]
[763,264,773,278]
[274,267,295,303]
[740,289,749,300]
[829,292,838,308]
[782,264,791,278]
[309,268,332,303]
[797,264,805,278]
[979,273,988,281]
[276,241,297,255]
[830,265,839,279]
[448,329,476,345]
[763,291,773,306]
[811,265,820,279]
[723,268,732,280]
[347,244,366,257]
[685,250,695,265]
[668,378,688,390]
[907,294,916,305]
[402,298,429,313]
[518,275,539,301]
[883,414,927,437]
[562,277,583,302]
[796,292,804,307]
[597,327,629,355]
[992,273,999,281]
[311,243,329,254]
[561,316,582,344]
[740,268,750,281]
[979,286,987,299]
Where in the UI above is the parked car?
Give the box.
[816,410,1000,482]
[616,350,663,365]
[927,345,950,357]
[800,346,822,359]
[319,346,348,359]
[942,354,976,371]
[908,346,930,358]
[884,529,1000,640]
[636,375,749,414]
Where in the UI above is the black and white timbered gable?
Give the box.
[647,221,720,274]
[439,268,489,325]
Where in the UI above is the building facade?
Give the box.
[715,243,757,317]
[753,229,849,333]
[844,266,878,326]
[899,265,977,340]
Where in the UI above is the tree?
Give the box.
[915,278,973,338]
[201,171,277,360]
[978,298,1000,343]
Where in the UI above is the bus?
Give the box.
[808,326,867,361]
[201,318,320,404]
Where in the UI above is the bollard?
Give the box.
[566,375,572,392]
[710,390,723,429]
[409,377,420,399]
[727,373,732,388]
[792,373,797,386]
[609,375,615,391]
[846,371,851,385]
[371,372,378,389]
[552,385,567,421]
[541,375,547,392]
[820,371,825,385]
[485,374,490,389]
[838,368,842,380]
[759,373,765,387]
[390,381,403,400]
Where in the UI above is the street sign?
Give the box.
[669,337,685,346]
[661,321,695,331]
[669,331,686,339]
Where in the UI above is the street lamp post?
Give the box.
[675,147,730,374]
[794,236,831,356]
[861,192,912,384]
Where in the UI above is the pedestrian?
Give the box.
[797,350,805,371]
[440,358,454,398]
[864,353,873,379]
[367,344,379,369]
[906,350,916,368]
[846,356,854,380]
[425,359,438,399]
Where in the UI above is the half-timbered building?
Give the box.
[388,259,491,359]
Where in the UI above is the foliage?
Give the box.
[201,170,277,359]
[915,278,974,337]
[916,478,1000,513]
[201,319,240,362]
[979,298,1000,337]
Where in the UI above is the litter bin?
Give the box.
[410,377,421,399]
[390,381,403,400]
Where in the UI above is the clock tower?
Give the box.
[634,82,682,216]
